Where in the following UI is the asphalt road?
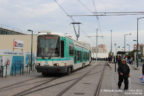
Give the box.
[0,61,106,96]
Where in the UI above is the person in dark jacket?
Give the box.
[118,59,130,90]
[117,56,122,67]
[142,63,144,75]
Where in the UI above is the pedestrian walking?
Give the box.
[117,56,122,67]
[127,55,131,64]
[118,59,130,90]
[140,63,144,83]
[142,63,144,75]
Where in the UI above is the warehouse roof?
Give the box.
[0,27,25,35]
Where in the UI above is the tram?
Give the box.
[35,33,91,76]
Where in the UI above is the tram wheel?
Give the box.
[66,67,71,75]
[42,72,47,76]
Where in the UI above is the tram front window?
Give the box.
[37,36,60,58]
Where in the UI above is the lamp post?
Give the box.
[110,30,112,54]
[87,29,103,61]
[114,43,117,55]
[28,29,33,71]
[136,17,144,68]
[114,43,117,72]
[124,33,131,52]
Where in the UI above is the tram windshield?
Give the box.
[37,35,60,58]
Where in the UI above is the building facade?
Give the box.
[0,27,38,55]
[0,35,38,55]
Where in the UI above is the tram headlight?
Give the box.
[64,63,67,66]
[54,63,59,66]
[36,63,40,66]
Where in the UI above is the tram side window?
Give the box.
[69,44,74,56]
[85,53,87,61]
[87,53,89,60]
[84,53,86,60]
[77,51,80,61]
[80,52,82,62]
[80,51,82,62]
[61,40,64,57]
[74,50,76,63]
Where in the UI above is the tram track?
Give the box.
[94,62,106,96]
[13,77,59,96]
[0,77,38,91]
[10,66,103,96]
[13,77,80,96]
[0,77,51,92]
[56,63,101,96]
[11,62,100,96]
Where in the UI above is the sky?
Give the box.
[0,0,144,52]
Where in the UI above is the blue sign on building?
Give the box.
[10,56,24,75]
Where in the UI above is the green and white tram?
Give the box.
[35,34,91,75]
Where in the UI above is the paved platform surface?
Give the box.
[100,62,144,96]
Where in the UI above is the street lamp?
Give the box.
[136,17,144,68]
[133,40,137,42]
[28,29,33,71]
[71,22,81,41]
[124,33,131,52]
[133,40,137,51]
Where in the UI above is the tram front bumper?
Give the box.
[35,65,68,73]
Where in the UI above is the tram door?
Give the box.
[61,40,64,57]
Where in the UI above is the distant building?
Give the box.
[91,44,108,58]
[91,44,107,53]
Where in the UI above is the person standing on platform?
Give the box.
[142,63,144,75]
[118,59,130,90]
[117,56,122,67]
[140,63,144,83]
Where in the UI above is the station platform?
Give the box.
[100,62,144,96]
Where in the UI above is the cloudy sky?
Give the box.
[0,0,144,52]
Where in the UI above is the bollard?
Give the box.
[28,63,31,74]
[115,62,117,72]
[33,63,35,71]
[15,63,16,76]
[19,62,22,75]
[5,65,7,78]
[27,64,28,73]
[21,64,24,75]
[12,65,13,76]
[0,66,1,77]
[20,63,22,75]
[0,66,3,78]
[114,56,117,72]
